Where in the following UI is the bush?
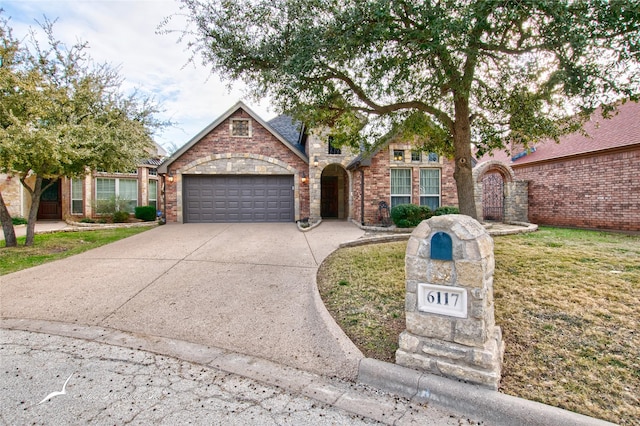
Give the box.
[112,211,130,223]
[135,206,157,222]
[390,204,433,228]
[80,217,96,223]
[11,217,28,225]
[434,206,460,216]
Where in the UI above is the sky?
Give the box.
[2,0,276,153]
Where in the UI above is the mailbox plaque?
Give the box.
[417,283,467,318]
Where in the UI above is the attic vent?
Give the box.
[231,119,251,137]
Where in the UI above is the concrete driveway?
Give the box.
[0,221,366,379]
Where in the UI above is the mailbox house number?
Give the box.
[417,283,467,318]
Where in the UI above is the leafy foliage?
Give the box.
[112,211,130,223]
[172,0,640,218]
[0,14,166,245]
[434,206,460,216]
[390,203,433,228]
[135,205,157,222]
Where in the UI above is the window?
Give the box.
[420,169,441,210]
[428,152,439,162]
[231,119,250,137]
[391,168,411,208]
[393,150,405,161]
[149,168,157,176]
[96,178,138,213]
[328,136,341,154]
[148,180,157,210]
[119,180,137,213]
[71,178,83,215]
[411,150,421,161]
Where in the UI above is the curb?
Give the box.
[358,358,615,426]
[1,319,472,425]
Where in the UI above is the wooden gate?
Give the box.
[482,173,504,221]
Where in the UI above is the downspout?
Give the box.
[360,168,365,225]
[162,173,167,224]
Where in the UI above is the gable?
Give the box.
[158,101,308,174]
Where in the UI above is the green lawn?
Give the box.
[0,227,153,275]
[317,227,640,425]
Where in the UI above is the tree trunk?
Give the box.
[0,190,18,247]
[24,175,46,247]
[452,96,478,220]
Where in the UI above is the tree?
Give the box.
[175,0,640,219]
[0,15,165,246]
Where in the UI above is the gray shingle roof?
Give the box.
[267,115,305,153]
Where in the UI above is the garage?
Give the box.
[183,175,294,223]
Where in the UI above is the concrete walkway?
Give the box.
[1,222,366,379]
[2,220,610,425]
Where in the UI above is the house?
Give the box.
[476,100,640,232]
[158,101,459,225]
[0,143,166,221]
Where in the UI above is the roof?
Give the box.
[158,101,308,173]
[267,115,306,155]
[479,100,640,166]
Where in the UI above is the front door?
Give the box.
[321,177,338,218]
[37,179,62,220]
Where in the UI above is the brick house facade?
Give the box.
[158,102,460,225]
[1,151,164,222]
[477,100,639,232]
[347,141,458,225]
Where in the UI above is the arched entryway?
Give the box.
[320,164,349,219]
[473,160,528,223]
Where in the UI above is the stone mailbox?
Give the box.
[396,215,504,390]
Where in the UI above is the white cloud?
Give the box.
[2,0,276,151]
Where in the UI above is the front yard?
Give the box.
[317,227,640,425]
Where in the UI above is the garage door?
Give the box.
[183,175,294,223]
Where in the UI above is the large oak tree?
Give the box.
[0,16,165,246]
[175,0,639,219]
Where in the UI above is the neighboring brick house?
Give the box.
[158,101,459,225]
[0,144,165,221]
[477,100,640,232]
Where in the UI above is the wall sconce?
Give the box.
[301,172,308,184]
[167,171,174,183]
[313,156,318,167]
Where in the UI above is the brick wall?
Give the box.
[164,109,309,222]
[352,145,458,225]
[514,147,640,231]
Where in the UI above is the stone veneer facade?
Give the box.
[472,160,529,223]
[163,109,310,223]
[397,215,504,389]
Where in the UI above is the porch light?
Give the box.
[301,172,308,184]
[167,171,174,183]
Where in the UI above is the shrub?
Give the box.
[434,206,460,216]
[390,204,433,228]
[11,217,28,225]
[80,217,96,223]
[112,211,130,223]
[135,206,157,222]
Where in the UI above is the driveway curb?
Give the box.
[1,319,468,425]
[358,358,614,426]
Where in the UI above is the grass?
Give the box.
[317,227,640,425]
[0,227,152,275]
